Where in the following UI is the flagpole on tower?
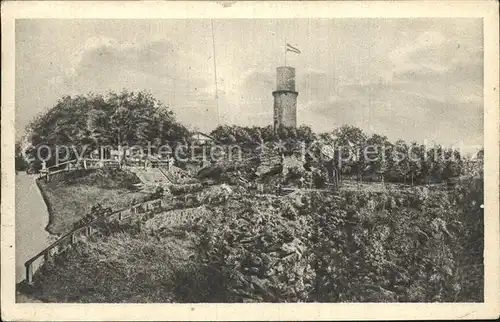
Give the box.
[211,19,219,125]
[284,38,287,66]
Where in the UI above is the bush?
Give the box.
[168,183,202,195]
[181,186,482,302]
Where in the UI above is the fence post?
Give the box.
[43,251,51,263]
[118,211,123,221]
[25,263,34,284]
[71,232,77,244]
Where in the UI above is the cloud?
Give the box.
[394,67,482,104]
[241,69,274,90]
[66,36,138,76]
[15,19,484,146]
[300,79,483,146]
[408,41,482,68]
[63,37,208,98]
[75,38,206,81]
[30,36,219,133]
[389,28,482,88]
[221,68,338,127]
[389,31,447,72]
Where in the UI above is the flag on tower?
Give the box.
[286,43,301,54]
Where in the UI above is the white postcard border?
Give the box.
[1,1,498,320]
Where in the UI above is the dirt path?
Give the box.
[15,173,53,283]
[128,166,171,187]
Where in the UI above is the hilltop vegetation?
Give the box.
[26,172,483,302]
[181,172,483,302]
[209,124,477,186]
[22,90,191,168]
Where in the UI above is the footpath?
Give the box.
[126,166,172,191]
[15,173,52,283]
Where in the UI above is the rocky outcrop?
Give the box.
[191,197,316,302]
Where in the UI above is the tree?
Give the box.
[27,94,98,164]
[408,142,423,187]
[210,125,238,144]
[364,134,391,183]
[391,140,410,184]
[260,125,277,142]
[428,145,446,183]
[25,90,190,164]
[15,142,28,172]
[419,147,433,184]
[246,126,263,145]
[442,148,462,180]
[330,125,367,181]
[296,125,316,144]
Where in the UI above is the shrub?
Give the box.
[168,183,203,195]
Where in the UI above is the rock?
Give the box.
[250,275,267,293]
[281,238,304,258]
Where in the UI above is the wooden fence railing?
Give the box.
[40,158,173,181]
[24,197,165,284]
[40,159,121,181]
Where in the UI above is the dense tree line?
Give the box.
[210,124,316,148]
[210,124,482,185]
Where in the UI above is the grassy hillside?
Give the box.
[24,206,209,303]
[25,178,483,303]
[38,168,148,235]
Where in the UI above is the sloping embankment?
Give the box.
[37,168,149,235]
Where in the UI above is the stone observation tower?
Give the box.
[273,66,298,130]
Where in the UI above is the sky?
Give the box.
[16,18,483,148]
